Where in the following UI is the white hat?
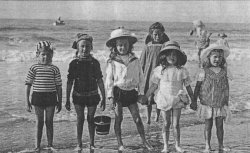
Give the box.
[106,27,137,47]
[200,43,230,62]
[192,20,205,27]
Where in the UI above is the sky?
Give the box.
[0,1,249,23]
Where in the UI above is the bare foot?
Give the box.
[74,145,82,151]
[143,141,153,151]
[118,145,125,151]
[161,147,170,153]
[90,145,97,150]
[219,146,231,152]
[175,146,185,153]
[203,148,212,153]
[33,147,40,152]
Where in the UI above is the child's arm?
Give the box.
[185,85,194,103]
[25,84,32,112]
[66,81,73,111]
[145,83,158,104]
[190,81,202,110]
[56,86,62,113]
[97,78,106,111]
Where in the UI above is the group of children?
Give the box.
[25,21,231,153]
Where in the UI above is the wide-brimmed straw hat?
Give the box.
[160,41,187,66]
[218,33,227,38]
[192,20,205,27]
[200,43,230,62]
[106,27,137,47]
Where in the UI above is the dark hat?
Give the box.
[72,33,93,49]
[36,41,53,52]
[160,41,187,66]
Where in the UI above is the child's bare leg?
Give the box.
[114,102,123,149]
[34,106,45,149]
[172,108,184,152]
[45,106,55,147]
[128,103,153,150]
[74,104,85,148]
[155,108,161,122]
[146,105,152,124]
[87,106,97,148]
[215,116,228,151]
[161,110,171,152]
[204,118,213,151]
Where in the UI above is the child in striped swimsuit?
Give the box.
[25,41,62,151]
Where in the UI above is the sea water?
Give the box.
[0,19,250,124]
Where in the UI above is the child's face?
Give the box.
[38,50,53,65]
[166,50,177,65]
[209,50,223,67]
[77,40,92,58]
[152,29,164,43]
[116,38,130,55]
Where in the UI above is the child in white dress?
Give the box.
[145,41,194,153]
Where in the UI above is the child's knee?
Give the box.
[172,123,180,129]
[115,116,123,124]
[163,122,171,129]
[134,116,142,124]
[87,115,94,123]
[45,119,53,126]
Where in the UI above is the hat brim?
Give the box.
[200,44,230,62]
[106,36,137,47]
[159,48,187,66]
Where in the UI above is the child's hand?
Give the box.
[190,102,197,110]
[56,102,62,113]
[65,100,71,111]
[26,102,32,112]
[109,98,116,110]
[100,99,106,111]
[138,95,148,105]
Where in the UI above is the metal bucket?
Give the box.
[94,115,111,135]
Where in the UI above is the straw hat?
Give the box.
[200,43,230,62]
[160,41,187,66]
[192,20,205,27]
[106,27,137,47]
[218,33,227,38]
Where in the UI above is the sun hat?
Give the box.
[106,27,137,47]
[192,20,205,27]
[36,41,53,52]
[218,33,227,38]
[159,41,187,66]
[72,33,93,49]
[200,43,230,62]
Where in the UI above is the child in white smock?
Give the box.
[145,41,194,153]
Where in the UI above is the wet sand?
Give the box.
[1,109,250,153]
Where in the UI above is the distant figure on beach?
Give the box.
[144,41,194,153]
[216,33,230,49]
[65,34,106,151]
[140,22,170,125]
[25,41,62,151]
[189,20,212,67]
[105,27,153,151]
[56,17,64,24]
[190,43,231,152]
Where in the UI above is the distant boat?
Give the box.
[53,21,65,26]
[53,17,65,26]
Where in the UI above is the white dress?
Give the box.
[151,66,192,111]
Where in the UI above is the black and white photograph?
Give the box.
[0,1,249,153]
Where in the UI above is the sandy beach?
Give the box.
[1,108,249,153]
